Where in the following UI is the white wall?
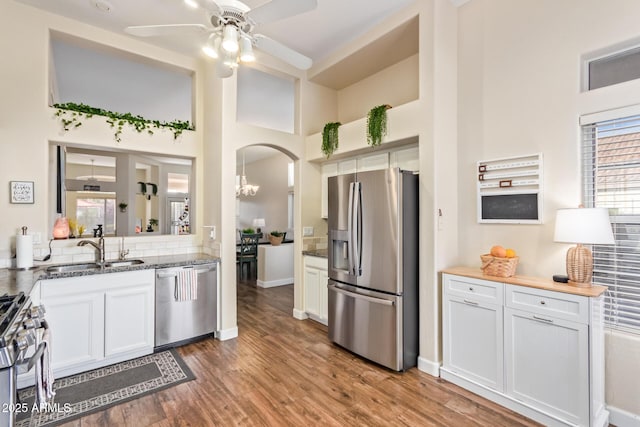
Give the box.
[237,152,292,235]
[457,0,640,418]
[0,1,204,266]
[337,54,419,124]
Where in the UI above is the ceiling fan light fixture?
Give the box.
[222,50,239,68]
[202,35,220,58]
[222,25,239,53]
[239,36,255,62]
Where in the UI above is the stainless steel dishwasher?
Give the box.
[155,263,217,349]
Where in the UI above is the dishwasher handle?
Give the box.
[156,264,216,279]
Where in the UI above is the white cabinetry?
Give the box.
[303,255,328,325]
[320,147,417,218]
[390,145,419,171]
[441,271,608,427]
[442,275,503,391]
[40,269,155,378]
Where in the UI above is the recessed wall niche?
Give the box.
[49,32,194,126]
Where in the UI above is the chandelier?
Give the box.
[236,150,259,197]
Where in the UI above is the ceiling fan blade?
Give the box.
[124,24,209,37]
[254,35,312,70]
[191,0,224,17]
[246,0,317,25]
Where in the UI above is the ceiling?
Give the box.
[19,0,469,167]
[16,0,421,64]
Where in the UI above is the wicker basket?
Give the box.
[480,254,519,277]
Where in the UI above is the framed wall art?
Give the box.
[10,181,34,204]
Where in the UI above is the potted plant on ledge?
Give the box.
[268,230,285,246]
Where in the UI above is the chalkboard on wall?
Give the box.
[481,194,539,221]
[477,153,543,224]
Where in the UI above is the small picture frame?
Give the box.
[10,181,34,204]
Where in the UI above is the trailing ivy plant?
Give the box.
[321,122,342,158]
[53,102,194,143]
[366,104,392,147]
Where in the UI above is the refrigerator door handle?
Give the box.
[347,182,355,275]
[353,181,362,276]
[330,284,395,306]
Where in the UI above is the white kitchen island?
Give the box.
[256,243,294,288]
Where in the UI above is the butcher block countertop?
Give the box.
[441,266,607,298]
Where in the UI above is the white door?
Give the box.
[104,284,154,357]
[45,292,105,373]
[443,295,503,391]
[504,307,589,426]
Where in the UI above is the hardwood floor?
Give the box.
[61,280,541,427]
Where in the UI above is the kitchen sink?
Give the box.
[104,259,145,268]
[45,259,144,273]
[46,263,102,273]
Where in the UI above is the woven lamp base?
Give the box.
[566,244,593,287]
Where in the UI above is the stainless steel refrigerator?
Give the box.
[327,167,418,371]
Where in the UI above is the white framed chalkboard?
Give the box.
[477,153,542,224]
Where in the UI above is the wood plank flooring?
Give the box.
[59,280,541,426]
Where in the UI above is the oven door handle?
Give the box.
[26,342,46,372]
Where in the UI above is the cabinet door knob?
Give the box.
[469,287,474,291]
[540,300,546,305]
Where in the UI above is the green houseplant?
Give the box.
[54,102,193,143]
[118,202,128,213]
[366,104,392,147]
[269,230,285,246]
[321,122,342,158]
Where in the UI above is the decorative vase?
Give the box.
[269,235,284,246]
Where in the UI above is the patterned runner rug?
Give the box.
[16,349,194,426]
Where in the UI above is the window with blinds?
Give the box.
[582,114,640,333]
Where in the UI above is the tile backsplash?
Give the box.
[1,235,206,269]
[302,236,327,252]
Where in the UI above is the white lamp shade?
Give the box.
[202,35,220,59]
[253,218,266,227]
[222,25,239,53]
[554,208,615,245]
[240,36,255,62]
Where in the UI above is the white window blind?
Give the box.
[582,113,640,333]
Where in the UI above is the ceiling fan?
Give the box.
[125,0,317,78]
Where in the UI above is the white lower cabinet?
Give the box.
[40,269,155,378]
[303,255,328,325]
[441,272,607,427]
[443,275,504,390]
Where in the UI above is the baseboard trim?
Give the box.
[216,326,238,341]
[292,308,308,320]
[257,278,293,288]
[417,356,441,377]
[608,405,640,427]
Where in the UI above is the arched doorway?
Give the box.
[234,144,302,323]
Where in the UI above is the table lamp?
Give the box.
[252,218,265,234]
[553,207,615,287]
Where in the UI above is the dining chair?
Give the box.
[237,233,260,280]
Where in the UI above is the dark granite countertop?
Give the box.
[302,249,327,258]
[0,253,220,296]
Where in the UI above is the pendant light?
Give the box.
[236,149,259,197]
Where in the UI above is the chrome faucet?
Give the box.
[119,237,129,260]
[78,236,105,264]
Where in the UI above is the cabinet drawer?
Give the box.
[505,285,589,324]
[443,274,503,305]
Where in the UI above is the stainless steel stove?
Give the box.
[0,293,48,427]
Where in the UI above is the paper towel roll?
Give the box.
[16,234,33,269]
